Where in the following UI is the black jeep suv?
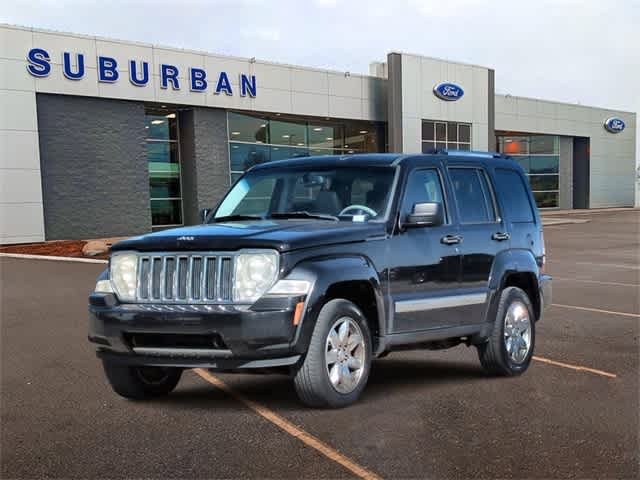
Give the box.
[89,152,552,407]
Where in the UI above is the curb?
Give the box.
[0,253,108,264]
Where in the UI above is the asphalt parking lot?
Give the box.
[1,210,638,479]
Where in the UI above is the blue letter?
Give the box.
[160,64,180,90]
[62,52,85,80]
[98,56,119,82]
[215,71,233,95]
[190,68,207,91]
[26,48,51,77]
[240,74,256,97]
[129,60,149,86]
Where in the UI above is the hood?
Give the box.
[111,219,387,253]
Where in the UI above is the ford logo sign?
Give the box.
[604,117,625,133]
[433,82,464,101]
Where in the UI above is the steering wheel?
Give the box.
[339,205,378,217]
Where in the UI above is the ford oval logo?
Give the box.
[433,82,464,101]
[604,117,625,133]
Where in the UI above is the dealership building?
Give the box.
[0,24,637,244]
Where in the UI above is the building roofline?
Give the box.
[386,51,494,71]
[0,22,381,81]
[495,92,637,116]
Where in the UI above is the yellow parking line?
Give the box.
[552,303,640,318]
[533,356,617,379]
[193,368,382,480]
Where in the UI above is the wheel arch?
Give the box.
[486,249,542,324]
[287,255,386,355]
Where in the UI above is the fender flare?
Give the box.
[284,254,386,353]
[484,249,541,326]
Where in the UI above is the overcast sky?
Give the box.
[3,0,639,160]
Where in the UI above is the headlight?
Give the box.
[233,252,278,303]
[110,253,138,301]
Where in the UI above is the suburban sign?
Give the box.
[603,117,625,134]
[25,47,257,97]
[433,82,464,101]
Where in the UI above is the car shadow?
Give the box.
[153,355,488,412]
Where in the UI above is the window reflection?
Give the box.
[421,120,472,151]
[228,112,268,143]
[227,111,384,182]
[497,134,560,208]
[146,109,182,227]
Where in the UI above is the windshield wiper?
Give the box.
[270,211,340,222]
[211,214,264,223]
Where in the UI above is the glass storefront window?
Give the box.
[228,112,269,143]
[271,146,309,160]
[530,135,558,154]
[308,123,344,149]
[145,113,178,140]
[146,109,183,227]
[230,143,271,171]
[146,142,179,165]
[533,191,559,208]
[227,112,385,182]
[150,199,182,226]
[270,119,307,146]
[421,120,471,152]
[530,155,559,174]
[497,134,560,208]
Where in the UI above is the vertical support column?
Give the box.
[387,53,403,153]
[559,136,574,209]
[487,69,496,151]
[179,107,230,225]
[572,137,590,209]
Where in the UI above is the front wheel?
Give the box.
[102,362,183,399]
[477,286,536,376]
[294,299,372,408]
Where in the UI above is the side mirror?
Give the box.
[404,202,444,228]
[199,208,211,223]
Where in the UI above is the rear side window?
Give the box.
[448,168,496,223]
[494,168,535,223]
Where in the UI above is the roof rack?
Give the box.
[424,148,510,159]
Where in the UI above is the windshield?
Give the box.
[213,166,396,222]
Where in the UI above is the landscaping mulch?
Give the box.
[0,240,110,260]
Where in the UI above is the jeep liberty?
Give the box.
[89,152,552,407]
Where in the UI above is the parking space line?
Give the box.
[572,261,639,270]
[533,356,617,378]
[551,276,639,288]
[552,303,640,318]
[193,369,382,480]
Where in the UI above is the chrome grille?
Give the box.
[136,253,234,303]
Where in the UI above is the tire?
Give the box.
[294,299,372,408]
[102,362,183,399]
[477,286,536,376]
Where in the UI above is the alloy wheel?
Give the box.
[503,300,532,364]
[325,316,366,394]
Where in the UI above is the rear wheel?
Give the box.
[102,362,183,399]
[477,286,535,376]
[294,299,372,408]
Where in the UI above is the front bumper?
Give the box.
[89,293,305,369]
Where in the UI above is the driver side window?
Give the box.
[401,169,447,221]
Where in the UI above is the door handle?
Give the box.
[441,234,462,245]
[492,232,510,241]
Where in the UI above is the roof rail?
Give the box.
[424,148,510,159]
